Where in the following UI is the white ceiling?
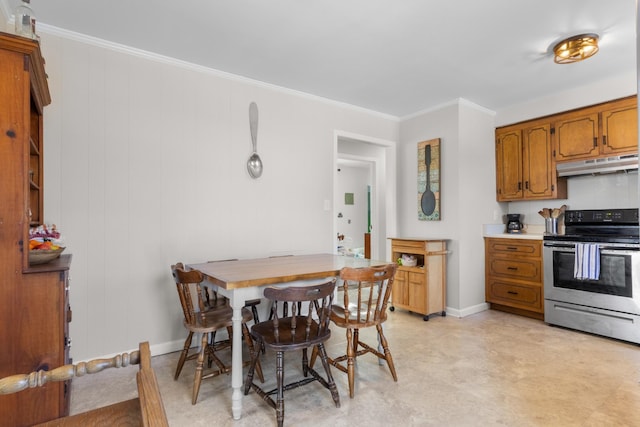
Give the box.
[5,0,637,117]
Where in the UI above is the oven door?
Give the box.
[543,242,640,315]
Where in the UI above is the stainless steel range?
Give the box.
[543,208,640,344]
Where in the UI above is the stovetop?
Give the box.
[544,208,639,244]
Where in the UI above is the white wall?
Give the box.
[38,30,399,360]
[398,100,498,316]
[0,3,7,32]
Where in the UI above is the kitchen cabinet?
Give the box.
[388,238,447,321]
[495,121,567,201]
[554,96,638,162]
[484,237,543,320]
[0,32,72,426]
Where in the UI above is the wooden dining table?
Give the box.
[186,253,391,420]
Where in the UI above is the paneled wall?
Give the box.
[38,30,399,360]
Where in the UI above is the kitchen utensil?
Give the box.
[247,102,263,178]
[538,209,547,219]
[420,145,436,215]
[545,217,558,234]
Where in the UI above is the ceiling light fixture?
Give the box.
[553,33,599,64]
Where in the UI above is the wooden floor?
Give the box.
[70,309,640,426]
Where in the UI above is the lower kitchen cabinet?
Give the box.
[484,237,544,320]
[389,238,448,321]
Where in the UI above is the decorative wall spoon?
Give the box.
[247,102,263,178]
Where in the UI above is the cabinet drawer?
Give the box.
[487,280,543,311]
[486,239,541,257]
[392,240,427,252]
[408,271,424,285]
[488,258,541,282]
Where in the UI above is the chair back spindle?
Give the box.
[172,263,208,326]
[339,264,395,326]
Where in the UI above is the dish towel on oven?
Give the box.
[574,243,600,280]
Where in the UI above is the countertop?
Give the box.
[483,224,545,240]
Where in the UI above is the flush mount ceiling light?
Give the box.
[553,33,599,64]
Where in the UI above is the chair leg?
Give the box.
[175,332,193,380]
[251,304,260,323]
[309,345,318,368]
[376,324,398,382]
[276,350,285,427]
[192,332,208,404]
[243,338,262,395]
[346,328,356,398]
[315,344,341,408]
[302,348,309,377]
[242,324,264,383]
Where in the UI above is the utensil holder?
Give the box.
[545,217,558,235]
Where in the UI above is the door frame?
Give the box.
[334,130,397,261]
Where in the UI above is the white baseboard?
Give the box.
[149,339,185,357]
[445,302,489,318]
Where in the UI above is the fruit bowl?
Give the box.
[29,247,65,265]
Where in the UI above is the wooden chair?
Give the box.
[244,280,340,427]
[312,264,398,398]
[171,263,263,404]
[0,341,168,426]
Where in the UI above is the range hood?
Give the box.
[556,154,639,177]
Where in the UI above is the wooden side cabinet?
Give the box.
[484,237,544,320]
[0,32,72,426]
[388,238,447,321]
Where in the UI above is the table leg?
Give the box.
[231,300,244,420]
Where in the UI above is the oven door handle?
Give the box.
[544,242,640,253]
[543,243,574,249]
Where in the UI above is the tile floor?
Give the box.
[70,309,640,426]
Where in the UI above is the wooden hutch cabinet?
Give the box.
[0,32,72,426]
[388,238,447,321]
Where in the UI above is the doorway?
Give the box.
[334,132,397,261]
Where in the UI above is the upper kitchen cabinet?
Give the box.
[600,97,638,156]
[554,96,638,162]
[495,120,567,202]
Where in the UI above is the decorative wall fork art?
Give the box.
[418,138,441,221]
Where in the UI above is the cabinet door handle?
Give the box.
[507,290,518,295]
[525,181,529,190]
[593,137,597,148]
[507,266,518,271]
[518,182,521,190]
[603,135,607,145]
[506,247,518,251]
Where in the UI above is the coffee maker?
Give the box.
[506,214,523,234]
